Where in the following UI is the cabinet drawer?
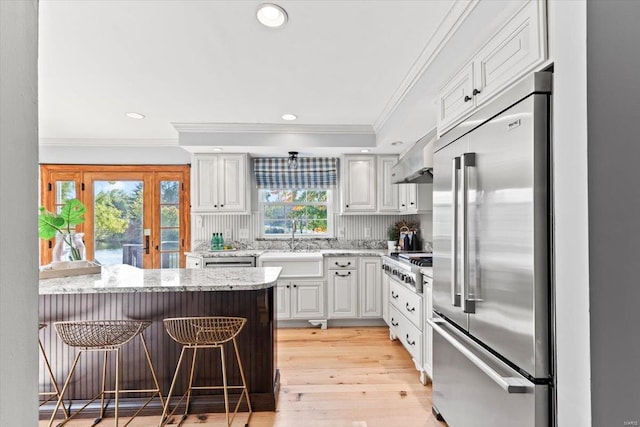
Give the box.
[389,279,423,329]
[326,257,357,270]
[390,305,423,364]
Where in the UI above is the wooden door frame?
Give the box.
[40,164,190,267]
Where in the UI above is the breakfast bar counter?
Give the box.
[38,264,281,418]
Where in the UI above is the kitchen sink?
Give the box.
[258,252,323,277]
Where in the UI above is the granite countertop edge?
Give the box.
[185,249,387,257]
[39,265,281,295]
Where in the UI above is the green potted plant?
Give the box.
[38,198,87,262]
[387,224,400,252]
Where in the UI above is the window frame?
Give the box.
[259,188,333,239]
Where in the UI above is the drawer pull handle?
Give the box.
[335,271,351,277]
[391,291,399,300]
[405,334,416,346]
[391,319,399,327]
[405,303,415,313]
[335,261,351,267]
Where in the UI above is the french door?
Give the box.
[40,165,190,268]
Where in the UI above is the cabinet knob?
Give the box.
[473,88,481,96]
[346,204,349,208]
[293,284,297,288]
[464,95,472,102]
[220,204,224,207]
[401,204,406,207]
[286,285,290,288]
[410,202,415,205]
[214,204,218,208]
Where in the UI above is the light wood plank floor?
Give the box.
[40,327,446,427]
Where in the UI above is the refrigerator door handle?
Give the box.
[461,152,476,313]
[451,157,461,307]
[428,317,531,394]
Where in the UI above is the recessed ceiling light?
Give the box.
[282,113,297,121]
[391,141,404,146]
[212,148,223,152]
[257,3,288,28]
[361,149,370,153]
[125,112,145,119]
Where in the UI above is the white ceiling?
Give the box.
[38,0,525,156]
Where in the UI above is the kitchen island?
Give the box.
[39,264,281,418]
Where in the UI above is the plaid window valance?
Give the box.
[253,157,338,189]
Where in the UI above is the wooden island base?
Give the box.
[38,288,277,419]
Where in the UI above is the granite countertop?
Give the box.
[39,264,282,295]
[185,249,387,258]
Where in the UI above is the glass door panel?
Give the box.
[92,180,144,267]
[159,180,180,268]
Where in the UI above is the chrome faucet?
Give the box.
[290,219,297,250]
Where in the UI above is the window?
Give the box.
[261,189,331,237]
[40,165,190,268]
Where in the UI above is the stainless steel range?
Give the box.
[381,252,432,293]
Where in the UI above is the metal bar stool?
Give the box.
[48,320,164,427]
[161,316,252,427]
[39,323,69,418]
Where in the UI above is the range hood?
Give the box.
[390,130,435,184]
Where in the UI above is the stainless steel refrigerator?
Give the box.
[429,72,553,427]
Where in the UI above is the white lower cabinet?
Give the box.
[423,276,433,379]
[327,269,357,318]
[327,256,382,319]
[277,280,325,320]
[389,277,426,383]
[382,272,390,324]
[358,257,382,318]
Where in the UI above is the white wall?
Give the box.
[0,1,39,425]
[548,1,591,426]
[39,144,190,164]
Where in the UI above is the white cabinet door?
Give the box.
[191,153,248,213]
[377,155,399,213]
[291,281,325,319]
[217,154,246,212]
[405,183,433,214]
[358,257,382,318]
[382,272,390,325]
[342,156,376,213]
[398,184,410,213]
[327,270,357,318]
[423,281,433,378]
[473,0,546,107]
[191,155,219,211]
[437,64,475,134]
[276,282,291,319]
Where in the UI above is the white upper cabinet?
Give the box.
[399,183,432,214]
[438,65,476,133]
[341,155,377,213]
[377,155,400,212]
[342,154,425,215]
[191,153,249,213]
[437,0,547,135]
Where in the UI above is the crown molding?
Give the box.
[39,138,179,147]
[172,122,375,135]
[372,0,480,133]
